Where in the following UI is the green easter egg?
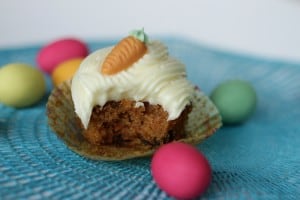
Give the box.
[0,63,46,108]
[210,79,257,125]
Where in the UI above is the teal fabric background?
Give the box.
[0,38,299,199]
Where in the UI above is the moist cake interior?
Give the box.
[80,100,192,148]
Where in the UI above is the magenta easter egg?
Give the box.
[37,38,88,74]
[151,142,212,199]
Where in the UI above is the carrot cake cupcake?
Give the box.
[47,29,221,160]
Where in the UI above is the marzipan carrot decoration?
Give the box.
[101,29,148,75]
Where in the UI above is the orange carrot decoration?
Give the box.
[101,29,148,75]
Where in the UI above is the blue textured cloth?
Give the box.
[0,38,299,199]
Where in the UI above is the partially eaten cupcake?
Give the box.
[47,29,222,160]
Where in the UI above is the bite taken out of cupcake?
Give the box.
[46,29,222,160]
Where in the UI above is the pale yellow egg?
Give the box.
[0,63,46,108]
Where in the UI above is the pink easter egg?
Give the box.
[151,142,212,199]
[36,38,88,74]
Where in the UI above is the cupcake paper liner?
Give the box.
[47,81,222,160]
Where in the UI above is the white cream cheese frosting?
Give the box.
[71,40,195,129]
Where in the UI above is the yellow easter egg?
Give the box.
[51,58,83,87]
[0,63,46,108]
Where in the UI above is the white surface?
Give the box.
[1,0,300,62]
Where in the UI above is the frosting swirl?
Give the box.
[71,41,194,128]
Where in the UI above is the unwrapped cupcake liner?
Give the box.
[46,81,222,160]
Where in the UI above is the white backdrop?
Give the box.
[1,0,300,62]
